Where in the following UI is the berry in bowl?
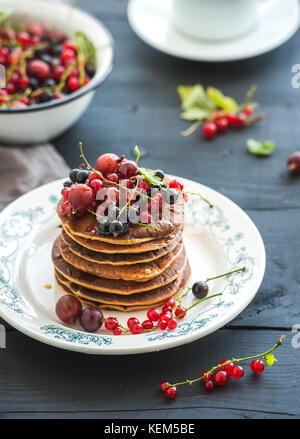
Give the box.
[0,0,113,144]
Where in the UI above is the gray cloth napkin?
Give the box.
[0,144,70,210]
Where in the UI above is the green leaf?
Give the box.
[74,31,96,66]
[178,84,216,112]
[0,9,12,24]
[181,108,209,121]
[138,167,163,187]
[247,139,275,156]
[207,87,239,113]
[265,353,277,367]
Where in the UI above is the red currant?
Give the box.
[138,179,151,192]
[162,305,172,314]
[202,121,217,139]
[90,179,104,195]
[243,107,254,116]
[215,117,228,133]
[205,380,214,392]
[6,82,16,94]
[219,359,231,371]
[169,179,184,191]
[27,22,45,36]
[53,65,65,82]
[61,49,76,65]
[160,381,170,391]
[202,371,213,383]
[127,317,139,329]
[142,320,154,330]
[113,327,122,335]
[88,172,101,183]
[17,31,31,45]
[147,308,160,322]
[231,365,244,379]
[160,312,172,321]
[165,298,175,308]
[250,359,264,374]
[104,317,118,331]
[63,40,77,53]
[10,72,20,85]
[158,320,168,330]
[174,306,186,319]
[106,173,119,184]
[213,371,228,386]
[131,323,144,334]
[67,76,79,92]
[167,319,177,330]
[19,75,30,88]
[165,386,177,398]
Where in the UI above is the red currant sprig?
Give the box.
[161,336,285,398]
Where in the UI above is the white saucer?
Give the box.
[127,0,300,62]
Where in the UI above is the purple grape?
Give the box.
[79,307,104,332]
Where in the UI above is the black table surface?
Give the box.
[1,0,300,419]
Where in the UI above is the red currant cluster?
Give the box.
[0,21,95,108]
[61,149,185,236]
[161,336,284,398]
[202,107,261,140]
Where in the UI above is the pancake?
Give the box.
[58,234,183,281]
[52,236,187,294]
[61,229,182,264]
[55,261,191,311]
[63,224,181,254]
[57,178,184,244]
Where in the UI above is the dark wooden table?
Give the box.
[1,0,299,419]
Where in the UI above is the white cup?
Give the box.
[171,0,263,41]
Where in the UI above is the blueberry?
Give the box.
[98,218,111,236]
[155,169,164,180]
[69,168,80,182]
[35,46,47,58]
[108,206,120,222]
[52,44,62,57]
[192,281,209,299]
[63,179,73,187]
[86,64,96,78]
[109,220,128,235]
[40,91,54,103]
[43,78,56,88]
[128,205,139,223]
[28,77,39,90]
[163,188,178,205]
[76,169,90,183]
[40,54,53,65]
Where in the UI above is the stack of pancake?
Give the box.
[52,194,191,312]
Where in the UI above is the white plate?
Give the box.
[127,0,300,62]
[0,177,265,355]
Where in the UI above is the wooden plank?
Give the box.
[0,330,297,416]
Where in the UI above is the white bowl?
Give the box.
[0,0,114,144]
